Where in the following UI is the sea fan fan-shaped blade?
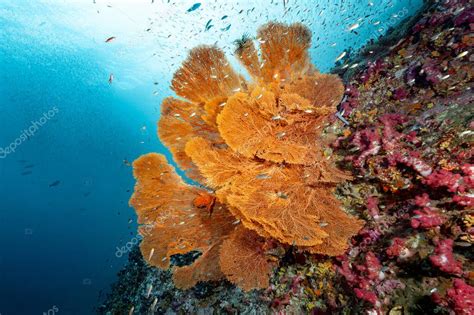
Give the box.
[171,46,243,104]
[158,97,222,181]
[257,22,314,83]
[219,226,277,291]
[234,36,262,80]
[130,153,236,287]
[217,90,321,165]
[282,73,345,109]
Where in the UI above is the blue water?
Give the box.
[0,1,423,314]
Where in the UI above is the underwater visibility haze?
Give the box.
[1,0,473,314]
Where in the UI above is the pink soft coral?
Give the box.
[411,207,446,229]
[446,279,474,315]
[429,239,463,275]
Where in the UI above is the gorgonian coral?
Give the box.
[130,22,363,291]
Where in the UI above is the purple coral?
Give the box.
[453,7,474,26]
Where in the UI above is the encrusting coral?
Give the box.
[130,22,363,291]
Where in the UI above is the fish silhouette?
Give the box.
[49,180,61,187]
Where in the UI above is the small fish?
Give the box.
[49,180,61,187]
[440,74,450,80]
[454,241,472,247]
[205,19,213,31]
[146,284,153,298]
[456,51,468,59]
[335,111,350,126]
[276,191,288,199]
[186,3,201,12]
[335,51,347,62]
[347,23,360,31]
[21,171,32,176]
[108,73,114,84]
[221,24,231,31]
[105,36,116,43]
[150,297,158,311]
[193,192,216,216]
[23,164,35,169]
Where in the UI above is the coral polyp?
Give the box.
[130,22,362,291]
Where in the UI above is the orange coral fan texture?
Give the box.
[130,22,363,291]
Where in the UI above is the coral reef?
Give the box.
[97,246,271,314]
[101,1,473,313]
[130,22,362,291]
[330,0,474,313]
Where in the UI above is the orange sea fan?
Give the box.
[130,153,236,288]
[255,22,313,83]
[217,89,325,165]
[130,153,276,290]
[219,226,278,291]
[158,96,223,181]
[131,21,363,291]
[171,46,243,104]
[184,124,361,248]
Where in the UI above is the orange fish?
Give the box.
[193,192,216,215]
[105,36,116,43]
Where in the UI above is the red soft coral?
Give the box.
[424,169,463,193]
[386,238,406,258]
[411,207,446,229]
[446,279,474,315]
[429,239,463,275]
